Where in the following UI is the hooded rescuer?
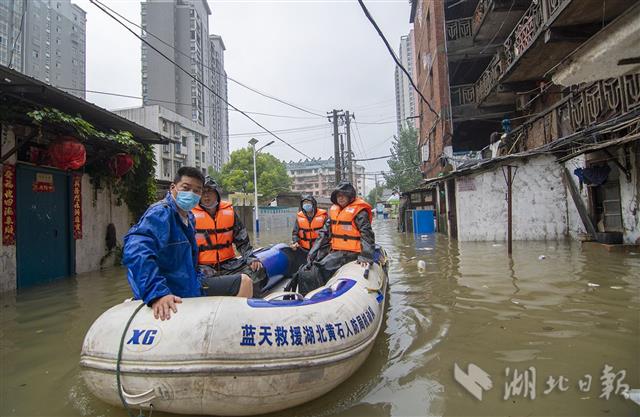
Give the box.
[294,182,375,295]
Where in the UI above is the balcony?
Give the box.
[474,0,633,105]
[472,0,531,43]
[506,74,640,151]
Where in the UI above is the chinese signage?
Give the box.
[454,362,631,402]
[72,174,82,240]
[457,177,476,192]
[239,306,376,347]
[2,164,16,245]
[32,173,55,193]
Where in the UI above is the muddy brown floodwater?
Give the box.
[1,219,639,416]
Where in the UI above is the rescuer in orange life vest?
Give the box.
[290,194,328,254]
[294,182,375,295]
[192,178,264,297]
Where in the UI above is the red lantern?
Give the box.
[48,136,86,170]
[108,153,134,178]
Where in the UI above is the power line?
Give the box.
[229,124,328,137]
[60,86,322,119]
[354,119,396,125]
[89,0,311,159]
[352,120,368,159]
[356,0,439,119]
[95,0,325,118]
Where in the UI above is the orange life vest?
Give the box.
[329,198,373,253]
[192,202,236,265]
[296,208,328,250]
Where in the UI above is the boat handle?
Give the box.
[263,291,304,301]
[121,387,156,406]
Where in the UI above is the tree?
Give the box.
[214,147,292,204]
[366,185,385,206]
[383,127,422,192]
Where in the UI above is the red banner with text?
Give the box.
[72,174,82,240]
[2,164,16,245]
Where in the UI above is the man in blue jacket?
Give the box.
[123,166,252,321]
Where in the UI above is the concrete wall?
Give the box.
[618,143,640,244]
[455,155,568,241]
[74,174,132,274]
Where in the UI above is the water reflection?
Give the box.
[0,219,638,417]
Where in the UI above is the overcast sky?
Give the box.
[74,0,413,192]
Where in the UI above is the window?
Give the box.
[174,142,182,154]
[181,136,187,146]
[161,119,168,132]
[202,151,205,161]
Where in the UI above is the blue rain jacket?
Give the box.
[123,193,203,305]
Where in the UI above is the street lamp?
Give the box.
[248,138,275,234]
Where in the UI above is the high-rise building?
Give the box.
[141,0,229,172]
[394,30,418,136]
[0,0,86,98]
[208,34,228,172]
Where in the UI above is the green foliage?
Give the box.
[217,147,292,203]
[27,107,156,219]
[383,127,423,192]
[366,185,385,206]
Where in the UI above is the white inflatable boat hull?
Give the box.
[80,259,388,416]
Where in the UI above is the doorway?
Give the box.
[16,165,74,289]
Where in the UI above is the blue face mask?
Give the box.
[302,203,313,213]
[175,191,201,211]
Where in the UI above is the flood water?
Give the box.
[1,220,639,417]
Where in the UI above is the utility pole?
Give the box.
[328,109,342,184]
[344,111,355,185]
[339,133,345,180]
[502,165,518,256]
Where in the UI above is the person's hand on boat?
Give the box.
[290,242,299,250]
[249,260,263,271]
[151,294,182,320]
[357,260,370,267]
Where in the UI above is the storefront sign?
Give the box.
[32,173,55,193]
[457,177,476,192]
[2,164,16,245]
[72,174,82,239]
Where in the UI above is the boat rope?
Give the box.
[116,302,149,417]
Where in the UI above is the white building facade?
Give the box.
[394,30,418,135]
[141,0,228,172]
[0,0,86,98]
[286,158,366,198]
[114,105,210,181]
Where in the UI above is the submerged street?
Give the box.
[1,219,638,417]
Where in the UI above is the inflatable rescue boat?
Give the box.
[80,245,389,416]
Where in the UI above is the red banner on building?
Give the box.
[72,174,82,240]
[2,164,16,245]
